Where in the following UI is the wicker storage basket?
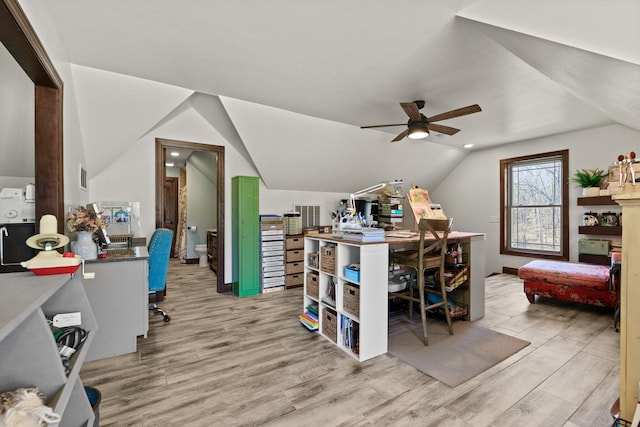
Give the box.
[322,308,337,343]
[287,249,304,262]
[343,283,360,317]
[286,273,304,288]
[286,235,304,250]
[306,272,319,298]
[286,262,304,275]
[434,302,468,320]
[320,245,336,275]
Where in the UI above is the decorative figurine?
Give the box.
[617,151,636,189]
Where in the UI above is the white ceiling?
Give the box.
[20,0,640,193]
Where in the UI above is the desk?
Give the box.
[82,246,148,361]
[302,230,485,361]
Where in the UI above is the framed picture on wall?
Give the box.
[112,207,130,223]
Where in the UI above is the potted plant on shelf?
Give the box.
[570,168,609,197]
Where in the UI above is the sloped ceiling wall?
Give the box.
[5,1,639,197]
[70,64,194,175]
[70,64,469,195]
[220,96,467,193]
[458,18,640,132]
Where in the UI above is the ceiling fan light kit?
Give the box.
[407,121,430,139]
[361,100,482,142]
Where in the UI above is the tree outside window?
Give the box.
[500,150,569,260]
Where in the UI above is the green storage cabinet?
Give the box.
[232,176,260,297]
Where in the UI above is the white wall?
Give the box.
[89,102,346,284]
[0,44,33,179]
[259,187,343,225]
[431,123,640,276]
[0,177,34,190]
[17,1,91,211]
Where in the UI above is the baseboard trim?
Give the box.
[185,258,199,264]
[502,267,519,276]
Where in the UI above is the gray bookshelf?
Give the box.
[0,273,98,427]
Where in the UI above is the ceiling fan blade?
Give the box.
[360,123,406,129]
[429,123,460,136]
[391,129,408,142]
[400,102,421,121]
[428,104,482,123]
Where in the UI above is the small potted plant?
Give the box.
[570,168,609,197]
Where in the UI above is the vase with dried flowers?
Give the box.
[67,206,106,260]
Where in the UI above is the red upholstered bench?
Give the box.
[518,260,617,308]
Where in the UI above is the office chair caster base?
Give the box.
[149,303,171,322]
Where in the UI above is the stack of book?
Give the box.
[341,227,385,242]
[340,314,360,354]
[444,265,469,292]
[299,305,319,330]
[378,195,404,230]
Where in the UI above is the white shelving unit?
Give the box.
[0,273,98,427]
[303,236,388,362]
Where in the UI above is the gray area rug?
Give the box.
[388,320,530,387]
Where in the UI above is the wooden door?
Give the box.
[164,177,178,256]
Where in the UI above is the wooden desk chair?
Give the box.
[389,217,453,345]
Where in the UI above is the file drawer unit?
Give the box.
[285,235,305,289]
[260,218,286,293]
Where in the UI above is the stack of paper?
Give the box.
[299,305,319,330]
[341,228,385,242]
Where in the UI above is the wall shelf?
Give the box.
[577,194,621,266]
[578,254,611,265]
[578,225,622,236]
[577,195,617,206]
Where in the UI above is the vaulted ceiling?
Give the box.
[9,0,640,193]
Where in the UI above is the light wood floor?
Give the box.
[81,260,620,426]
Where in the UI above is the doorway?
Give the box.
[155,138,228,293]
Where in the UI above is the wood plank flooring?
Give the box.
[80,261,620,426]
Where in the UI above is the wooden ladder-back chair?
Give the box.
[389,217,454,345]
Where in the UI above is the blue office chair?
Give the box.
[148,228,173,322]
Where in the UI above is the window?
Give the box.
[500,150,569,260]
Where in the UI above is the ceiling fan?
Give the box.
[360,100,482,142]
